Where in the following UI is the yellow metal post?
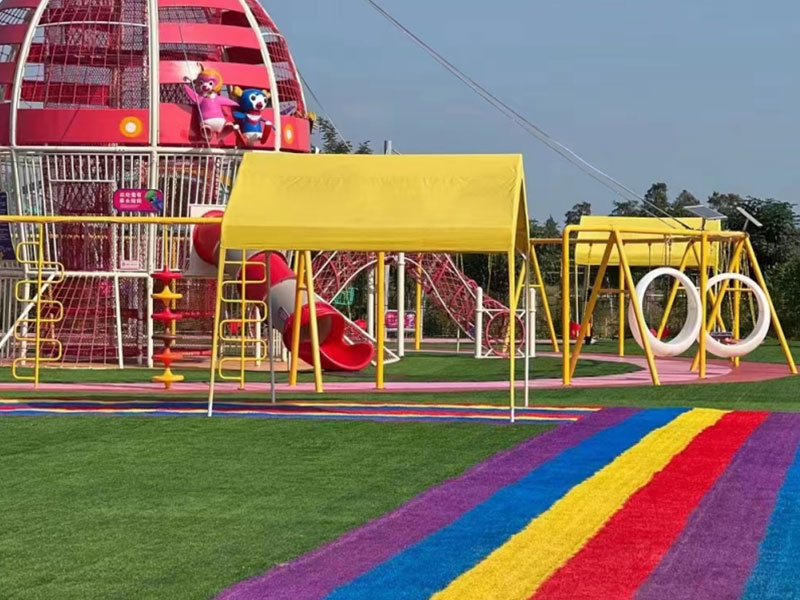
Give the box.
[414,276,422,351]
[32,223,44,388]
[238,250,247,390]
[561,229,571,385]
[699,233,709,378]
[508,250,517,420]
[615,230,661,385]
[656,240,695,338]
[529,244,559,353]
[691,240,745,371]
[303,251,324,393]
[570,237,614,379]
[376,252,386,389]
[288,251,305,387]
[207,247,227,417]
[692,243,731,332]
[733,274,741,368]
[744,237,798,374]
[618,264,625,357]
[513,260,526,307]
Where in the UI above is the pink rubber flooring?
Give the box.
[0,353,792,395]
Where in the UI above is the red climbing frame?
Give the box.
[312,251,517,354]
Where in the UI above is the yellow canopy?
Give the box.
[221,153,529,254]
[574,215,721,267]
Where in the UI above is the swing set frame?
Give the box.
[530,223,799,386]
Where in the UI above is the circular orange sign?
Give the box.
[283,123,295,145]
[119,116,143,138]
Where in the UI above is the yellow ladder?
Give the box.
[217,253,269,389]
[11,228,65,387]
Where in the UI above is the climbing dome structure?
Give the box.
[0,0,312,366]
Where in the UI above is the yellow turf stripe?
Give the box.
[431,408,727,600]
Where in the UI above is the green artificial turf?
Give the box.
[0,353,638,385]
[0,418,549,600]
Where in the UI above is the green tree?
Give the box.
[644,182,669,213]
[315,117,373,154]
[610,199,645,217]
[767,256,800,338]
[671,190,697,217]
[708,193,800,270]
[564,202,592,225]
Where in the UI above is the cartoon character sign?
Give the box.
[231,87,275,146]
[183,66,238,140]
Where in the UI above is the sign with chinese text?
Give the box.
[385,310,417,331]
[113,189,163,213]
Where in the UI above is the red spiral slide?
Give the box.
[192,211,374,371]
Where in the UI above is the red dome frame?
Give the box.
[0,0,311,151]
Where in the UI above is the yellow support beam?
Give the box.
[698,233,709,378]
[528,244,560,353]
[615,229,661,386]
[618,263,625,357]
[743,237,798,375]
[303,251,324,394]
[376,252,386,390]
[414,276,423,351]
[288,251,306,387]
[207,247,226,416]
[570,236,614,379]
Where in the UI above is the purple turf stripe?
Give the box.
[635,411,800,600]
[215,407,635,600]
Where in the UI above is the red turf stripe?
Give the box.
[531,410,768,600]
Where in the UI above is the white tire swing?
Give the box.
[627,269,771,359]
[628,268,702,357]
[704,272,771,358]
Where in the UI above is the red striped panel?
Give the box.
[0,0,39,8]
[159,23,260,49]
[531,411,768,600]
[16,108,150,145]
[0,102,9,146]
[159,60,269,88]
[27,44,144,67]
[20,82,110,105]
[158,0,244,9]
[0,24,27,44]
[0,62,15,84]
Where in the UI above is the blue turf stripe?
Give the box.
[324,408,686,600]
[741,441,800,600]
[0,409,576,424]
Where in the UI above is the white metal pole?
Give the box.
[254,307,263,367]
[367,268,375,337]
[146,0,160,369]
[474,286,483,359]
[238,0,282,151]
[528,286,537,359]
[397,252,406,357]
[114,274,125,369]
[524,258,531,407]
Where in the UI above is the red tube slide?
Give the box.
[193,211,373,371]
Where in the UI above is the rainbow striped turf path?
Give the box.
[217,408,800,600]
[0,398,594,424]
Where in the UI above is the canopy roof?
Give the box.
[221,153,529,254]
[574,215,721,267]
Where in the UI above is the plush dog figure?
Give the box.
[231,87,275,146]
[183,66,237,140]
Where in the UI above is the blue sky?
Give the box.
[265,1,800,221]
